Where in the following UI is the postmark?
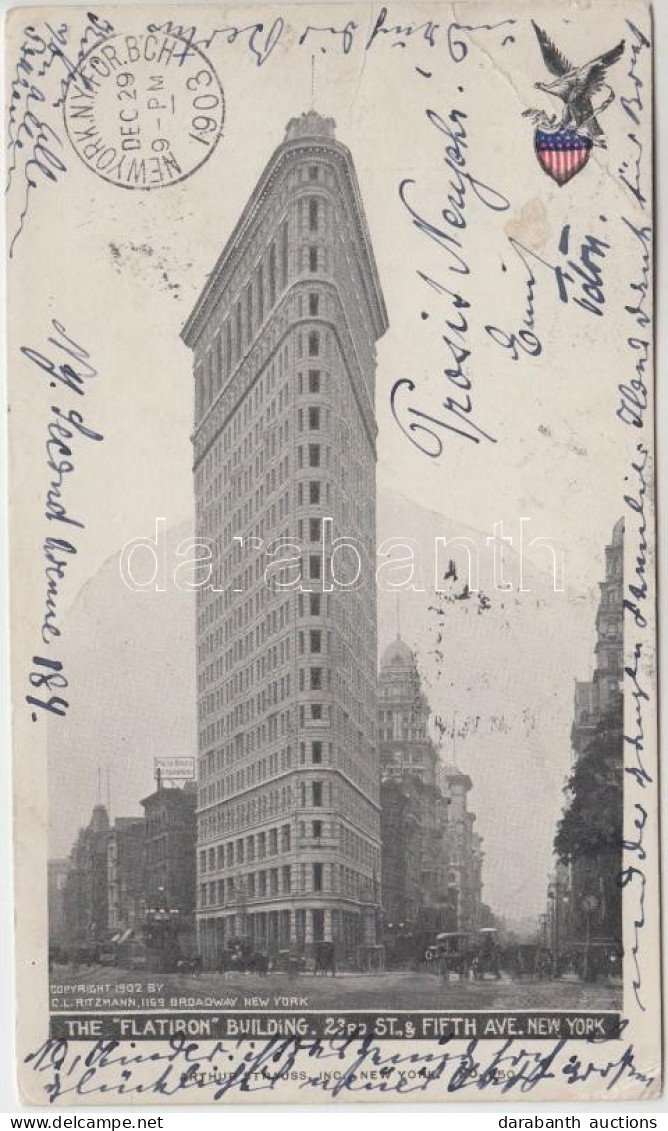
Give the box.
[63,32,225,190]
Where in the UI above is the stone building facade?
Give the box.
[552,518,624,960]
[141,782,197,917]
[378,637,484,952]
[107,816,145,933]
[571,517,625,756]
[182,112,388,966]
[47,858,68,947]
[60,803,110,950]
[439,763,484,934]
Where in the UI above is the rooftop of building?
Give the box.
[439,762,473,789]
[181,111,388,350]
[380,635,416,670]
[89,804,109,831]
[284,110,336,141]
[140,782,197,809]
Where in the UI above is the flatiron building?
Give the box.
[182,112,388,965]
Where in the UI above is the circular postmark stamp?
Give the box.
[63,32,225,190]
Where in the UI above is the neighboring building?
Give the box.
[141,782,197,963]
[378,636,484,951]
[107,817,145,933]
[439,764,483,934]
[572,517,624,756]
[60,804,110,949]
[552,518,624,965]
[379,775,423,932]
[47,858,68,947]
[141,782,197,916]
[182,112,388,966]
[379,636,439,786]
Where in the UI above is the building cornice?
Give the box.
[181,133,388,350]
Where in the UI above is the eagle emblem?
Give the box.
[524,21,625,186]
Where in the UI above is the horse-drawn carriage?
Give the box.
[425,928,501,980]
[218,940,271,974]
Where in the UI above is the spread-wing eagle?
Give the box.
[531,21,625,137]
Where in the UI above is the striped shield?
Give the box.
[534,127,593,186]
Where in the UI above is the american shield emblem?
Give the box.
[534,127,593,186]
[525,23,625,188]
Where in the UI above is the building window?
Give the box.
[258,832,266,859]
[313,863,323,891]
[308,369,320,394]
[310,629,322,653]
[309,480,321,505]
[309,246,318,272]
[216,335,224,392]
[281,220,289,288]
[313,819,322,838]
[312,741,323,764]
[312,781,323,807]
[309,554,321,580]
[226,843,234,867]
[283,865,291,893]
[310,667,322,690]
[281,825,291,852]
[246,282,253,340]
[259,871,267,896]
[309,165,319,181]
[308,331,320,356]
[308,198,319,232]
[309,292,319,316]
[309,592,321,615]
[247,874,255,897]
[235,301,242,359]
[269,243,276,305]
[308,406,320,430]
[257,263,264,322]
[309,518,321,543]
[269,828,278,855]
[308,444,320,467]
[237,839,244,864]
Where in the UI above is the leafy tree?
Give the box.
[554,712,623,863]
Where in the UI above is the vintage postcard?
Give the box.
[7,0,659,1105]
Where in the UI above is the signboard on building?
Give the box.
[154,757,196,783]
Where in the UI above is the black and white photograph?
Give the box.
[6,0,658,1106]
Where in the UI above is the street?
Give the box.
[50,965,622,1012]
